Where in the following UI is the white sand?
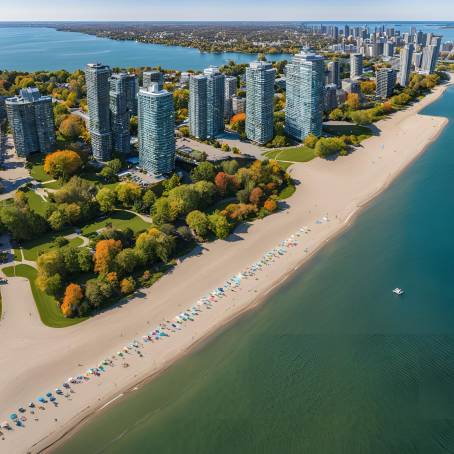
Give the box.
[0,79,452,454]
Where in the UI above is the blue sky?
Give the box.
[3,0,454,21]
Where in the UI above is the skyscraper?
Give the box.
[188,67,225,139]
[189,74,207,139]
[138,83,175,176]
[124,73,139,116]
[324,84,338,112]
[85,63,112,161]
[285,50,325,141]
[6,87,55,157]
[109,73,132,154]
[399,43,414,87]
[350,53,363,78]
[204,67,225,138]
[224,76,237,120]
[327,61,340,88]
[143,71,164,91]
[384,41,395,57]
[421,36,442,74]
[245,61,276,144]
[376,68,397,99]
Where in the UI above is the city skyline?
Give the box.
[2,0,454,21]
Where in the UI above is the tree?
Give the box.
[36,273,63,297]
[190,161,216,182]
[130,116,138,135]
[349,110,374,125]
[135,228,175,264]
[152,197,175,225]
[44,150,83,180]
[346,93,361,111]
[85,279,104,308]
[193,181,217,207]
[167,185,200,218]
[99,166,117,182]
[186,210,209,238]
[303,134,318,149]
[77,248,93,272]
[314,137,347,158]
[264,198,278,212]
[0,206,48,241]
[96,187,117,213]
[94,239,122,275]
[208,213,231,239]
[214,172,229,195]
[53,176,95,205]
[249,187,264,206]
[115,182,142,208]
[221,143,230,152]
[120,277,136,295]
[142,190,156,211]
[58,115,84,141]
[62,247,81,274]
[115,248,139,275]
[329,108,344,121]
[48,209,67,231]
[163,174,181,193]
[61,283,83,317]
[222,160,239,175]
[360,80,376,95]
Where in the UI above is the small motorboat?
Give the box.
[393,288,404,295]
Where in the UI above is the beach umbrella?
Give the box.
[9,413,17,420]
[37,397,46,403]
[28,402,35,408]
[46,392,53,398]
[1,421,9,428]
[49,396,56,402]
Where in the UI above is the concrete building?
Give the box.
[138,83,175,176]
[124,73,139,116]
[413,52,423,71]
[189,74,208,139]
[399,43,414,87]
[109,73,132,154]
[327,61,341,88]
[204,67,225,138]
[0,96,6,120]
[245,61,276,144]
[384,41,395,57]
[85,63,112,160]
[232,96,246,114]
[350,53,363,78]
[224,76,237,120]
[341,78,361,94]
[143,70,164,91]
[324,84,338,112]
[6,87,55,157]
[421,36,442,74]
[285,50,325,141]
[376,68,397,98]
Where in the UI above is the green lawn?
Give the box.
[82,210,151,235]
[22,233,83,261]
[277,161,292,171]
[26,190,50,216]
[2,264,87,328]
[28,154,53,182]
[278,183,296,200]
[323,124,372,137]
[13,249,22,261]
[42,180,62,190]
[264,146,316,163]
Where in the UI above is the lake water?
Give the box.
[56,85,454,453]
[0,27,290,72]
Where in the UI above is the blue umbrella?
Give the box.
[9,413,17,420]
[37,397,46,403]
[49,396,56,402]
[46,392,52,398]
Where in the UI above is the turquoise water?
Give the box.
[56,85,454,453]
[0,27,290,72]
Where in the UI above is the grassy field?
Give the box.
[25,190,49,216]
[28,154,53,182]
[22,234,83,261]
[2,264,87,328]
[82,210,151,235]
[277,161,292,171]
[42,180,62,190]
[264,146,316,163]
[323,124,372,137]
[278,184,296,200]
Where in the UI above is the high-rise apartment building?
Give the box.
[421,36,442,74]
[285,50,325,141]
[245,61,276,144]
[188,67,225,139]
[376,68,397,98]
[327,61,341,88]
[189,74,208,139]
[85,63,112,160]
[324,84,338,112]
[138,83,175,176]
[143,71,164,91]
[204,67,225,138]
[350,53,363,78]
[224,76,237,120]
[109,73,132,154]
[6,87,55,157]
[399,43,414,87]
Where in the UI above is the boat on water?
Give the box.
[393,288,404,295]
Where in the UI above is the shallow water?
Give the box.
[55,84,454,453]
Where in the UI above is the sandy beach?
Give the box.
[0,78,452,454]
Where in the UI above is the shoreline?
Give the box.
[0,78,452,454]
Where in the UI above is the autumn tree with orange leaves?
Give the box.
[94,239,122,275]
[44,150,83,180]
[61,283,84,317]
